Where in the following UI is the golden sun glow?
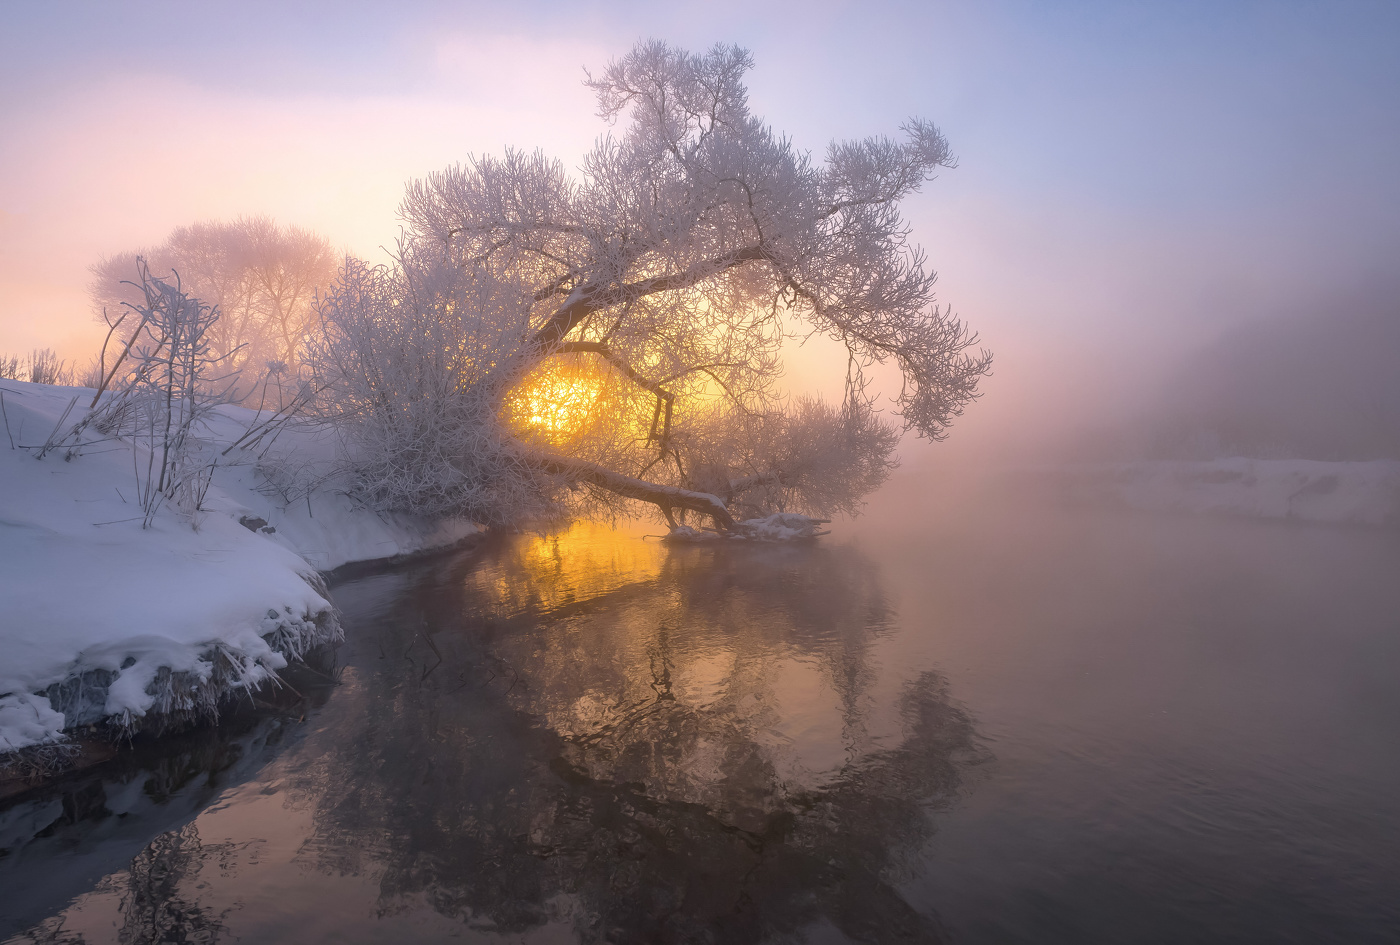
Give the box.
[503,361,607,443]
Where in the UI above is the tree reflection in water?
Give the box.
[3,527,979,944]
[291,526,981,943]
[117,824,235,945]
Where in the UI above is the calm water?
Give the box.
[3,471,1399,943]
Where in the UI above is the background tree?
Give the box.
[90,216,336,401]
[312,41,991,531]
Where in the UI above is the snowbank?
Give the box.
[664,512,831,542]
[0,381,479,755]
[1054,458,1400,527]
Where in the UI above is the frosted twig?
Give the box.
[0,389,13,449]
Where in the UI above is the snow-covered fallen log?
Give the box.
[663,512,831,542]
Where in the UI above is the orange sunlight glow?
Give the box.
[503,359,608,445]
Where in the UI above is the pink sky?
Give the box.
[3,3,1396,457]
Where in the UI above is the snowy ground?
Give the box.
[1052,458,1400,527]
[0,381,478,756]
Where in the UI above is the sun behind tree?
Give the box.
[502,357,609,446]
[309,40,991,533]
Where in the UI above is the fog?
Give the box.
[1094,285,1400,462]
[2,1,1398,464]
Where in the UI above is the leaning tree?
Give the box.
[310,41,991,532]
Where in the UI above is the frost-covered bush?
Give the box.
[307,253,562,527]
[0,349,71,385]
[26,349,68,386]
[56,262,236,526]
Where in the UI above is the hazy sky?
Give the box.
[3,1,1397,452]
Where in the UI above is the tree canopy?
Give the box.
[91,216,337,401]
[311,41,991,531]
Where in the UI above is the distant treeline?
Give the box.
[1134,304,1400,461]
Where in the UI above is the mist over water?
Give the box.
[4,474,1397,943]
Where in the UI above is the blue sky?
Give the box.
[3,1,1397,448]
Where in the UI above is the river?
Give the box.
[3,469,1399,943]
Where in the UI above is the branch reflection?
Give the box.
[296,526,981,943]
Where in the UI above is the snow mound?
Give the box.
[0,695,66,755]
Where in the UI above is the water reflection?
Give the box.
[3,526,979,944]
[1,657,337,943]
[294,526,979,942]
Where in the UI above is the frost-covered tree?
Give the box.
[91,217,336,401]
[312,41,990,531]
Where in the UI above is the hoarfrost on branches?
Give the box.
[312,40,991,532]
[53,262,236,527]
[90,216,336,405]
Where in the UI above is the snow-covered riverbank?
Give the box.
[0,381,479,756]
[1050,458,1400,527]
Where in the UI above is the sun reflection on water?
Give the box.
[459,522,900,790]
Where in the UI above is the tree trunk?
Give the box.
[526,450,736,530]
